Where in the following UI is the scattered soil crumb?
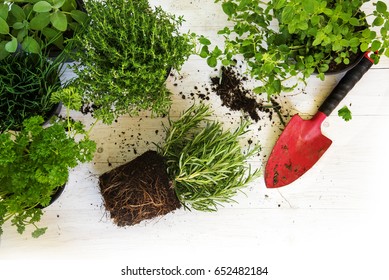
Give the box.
[210,66,281,123]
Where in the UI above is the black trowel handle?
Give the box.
[318,52,374,116]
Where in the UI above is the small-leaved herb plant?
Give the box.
[0,87,96,238]
[0,51,63,131]
[200,0,389,97]
[0,0,87,59]
[70,0,196,124]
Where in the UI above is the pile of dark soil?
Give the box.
[99,150,181,226]
[210,66,280,122]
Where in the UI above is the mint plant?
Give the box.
[0,0,87,59]
[70,0,196,124]
[200,0,389,97]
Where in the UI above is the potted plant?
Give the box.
[0,0,87,59]
[69,0,196,124]
[0,87,96,238]
[99,104,260,226]
[200,0,389,96]
[0,50,65,131]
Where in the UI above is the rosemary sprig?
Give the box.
[158,104,261,212]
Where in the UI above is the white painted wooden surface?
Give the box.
[1,1,389,279]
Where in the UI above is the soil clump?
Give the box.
[99,150,181,226]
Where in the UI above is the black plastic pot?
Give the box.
[36,183,66,209]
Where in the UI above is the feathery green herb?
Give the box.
[0,90,96,238]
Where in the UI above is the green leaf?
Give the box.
[319,64,329,73]
[349,38,360,48]
[33,1,53,13]
[13,22,25,29]
[272,79,281,93]
[0,3,8,20]
[207,56,217,67]
[349,17,360,26]
[31,227,47,238]
[371,40,381,52]
[311,15,320,26]
[30,13,51,30]
[376,1,388,13]
[373,16,384,27]
[281,6,294,23]
[11,4,26,21]
[52,0,66,9]
[21,36,41,53]
[0,17,9,34]
[362,29,371,38]
[62,0,77,11]
[317,72,325,81]
[199,45,209,58]
[5,37,18,52]
[199,36,211,46]
[222,2,236,17]
[338,106,352,121]
[302,0,314,13]
[360,42,369,52]
[51,11,67,31]
[70,10,88,25]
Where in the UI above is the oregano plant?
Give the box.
[200,0,389,97]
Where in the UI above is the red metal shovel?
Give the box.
[265,52,374,188]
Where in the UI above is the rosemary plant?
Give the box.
[71,0,196,124]
[158,104,261,211]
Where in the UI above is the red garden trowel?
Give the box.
[265,52,374,188]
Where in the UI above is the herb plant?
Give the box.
[0,51,63,131]
[158,104,261,211]
[70,0,196,124]
[200,0,389,97]
[0,0,87,59]
[0,89,96,238]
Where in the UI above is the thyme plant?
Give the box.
[71,0,196,124]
